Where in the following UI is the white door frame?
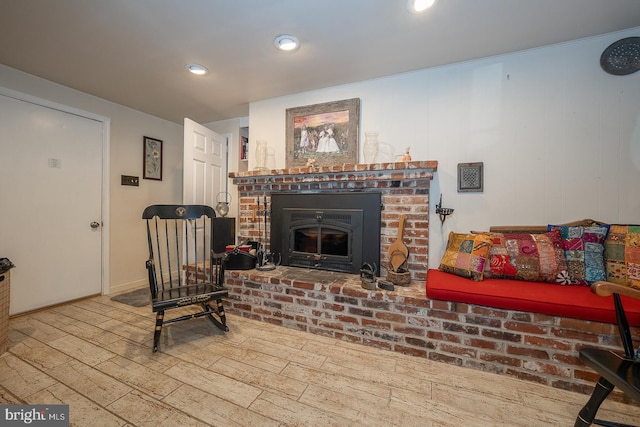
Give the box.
[0,87,111,295]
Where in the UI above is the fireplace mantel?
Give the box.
[229,160,438,180]
[230,161,438,281]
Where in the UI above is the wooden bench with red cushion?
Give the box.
[426,268,640,324]
[426,220,640,324]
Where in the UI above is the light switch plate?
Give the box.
[121,175,139,186]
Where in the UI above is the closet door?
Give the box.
[0,93,103,314]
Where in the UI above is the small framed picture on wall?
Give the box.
[457,162,483,192]
[143,136,163,180]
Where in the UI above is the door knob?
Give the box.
[90,221,101,229]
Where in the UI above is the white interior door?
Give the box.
[0,93,104,314]
[183,118,227,206]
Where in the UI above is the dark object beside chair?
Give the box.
[575,281,640,427]
[143,204,229,352]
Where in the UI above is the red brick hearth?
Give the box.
[229,161,437,281]
[224,266,636,402]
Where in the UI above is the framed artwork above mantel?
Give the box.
[285,98,360,168]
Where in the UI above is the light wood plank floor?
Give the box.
[1,292,639,426]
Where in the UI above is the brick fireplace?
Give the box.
[229,160,438,281]
[223,160,633,401]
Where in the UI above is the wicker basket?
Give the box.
[387,270,411,286]
[0,271,9,354]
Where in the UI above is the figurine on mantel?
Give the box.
[402,147,412,162]
[306,157,316,168]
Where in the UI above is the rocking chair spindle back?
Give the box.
[143,204,229,352]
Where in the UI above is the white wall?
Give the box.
[247,28,640,269]
[0,64,184,292]
[3,25,638,288]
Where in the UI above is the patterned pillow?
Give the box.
[604,225,640,289]
[548,224,610,285]
[439,232,493,281]
[486,230,570,284]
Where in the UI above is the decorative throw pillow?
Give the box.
[548,224,610,286]
[439,232,492,281]
[604,224,640,289]
[486,230,570,284]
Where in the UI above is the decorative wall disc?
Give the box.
[600,37,640,76]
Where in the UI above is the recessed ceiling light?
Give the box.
[274,34,300,52]
[406,0,436,14]
[186,63,208,75]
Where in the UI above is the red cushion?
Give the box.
[426,269,640,325]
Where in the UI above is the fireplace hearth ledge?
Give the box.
[223,266,428,353]
[226,266,424,294]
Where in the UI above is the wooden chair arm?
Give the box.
[591,281,640,300]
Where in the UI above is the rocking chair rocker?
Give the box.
[575,281,640,427]
[143,204,229,352]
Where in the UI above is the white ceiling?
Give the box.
[1,0,639,124]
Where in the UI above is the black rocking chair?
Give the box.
[143,204,229,352]
[575,281,640,427]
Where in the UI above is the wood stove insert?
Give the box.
[270,192,381,275]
